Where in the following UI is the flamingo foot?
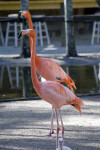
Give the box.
[45,130,54,138]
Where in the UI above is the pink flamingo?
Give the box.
[18,10,76,136]
[18,29,85,149]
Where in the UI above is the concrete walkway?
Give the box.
[0,95,100,150]
[0,44,100,58]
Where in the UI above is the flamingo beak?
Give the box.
[18,11,21,19]
[18,31,22,39]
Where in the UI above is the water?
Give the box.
[0,64,100,100]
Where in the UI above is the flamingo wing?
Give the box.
[36,58,67,81]
[40,81,84,112]
[40,81,76,110]
[36,57,76,93]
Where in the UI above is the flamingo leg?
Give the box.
[55,109,60,148]
[46,107,54,137]
[50,107,54,134]
[59,110,64,139]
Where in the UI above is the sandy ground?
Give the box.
[0,95,100,150]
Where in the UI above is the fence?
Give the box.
[0,15,100,58]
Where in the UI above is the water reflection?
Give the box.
[0,64,100,99]
[0,65,37,99]
[64,64,100,95]
[0,66,22,89]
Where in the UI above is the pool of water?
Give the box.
[0,64,100,100]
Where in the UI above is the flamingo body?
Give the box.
[37,80,83,112]
[36,56,69,82]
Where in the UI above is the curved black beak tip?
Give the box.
[18,11,21,19]
[18,31,22,39]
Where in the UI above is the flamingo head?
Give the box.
[18,10,31,20]
[18,29,36,39]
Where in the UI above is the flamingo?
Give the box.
[18,29,85,149]
[18,10,76,137]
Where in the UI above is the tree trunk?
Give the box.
[64,0,77,56]
[20,0,31,98]
[20,0,30,57]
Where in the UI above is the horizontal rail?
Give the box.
[0,15,100,23]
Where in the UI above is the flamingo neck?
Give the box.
[28,17,33,29]
[31,35,40,92]
[27,16,38,59]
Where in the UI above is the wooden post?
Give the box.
[64,0,77,56]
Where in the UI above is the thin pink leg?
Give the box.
[59,110,64,139]
[55,109,60,148]
[50,107,54,134]
[46,107,54,137]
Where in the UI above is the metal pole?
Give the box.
[64,0,77,56]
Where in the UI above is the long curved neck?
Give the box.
[28,17,33,29]
[31,34,40,92]
[27,16,37,59]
